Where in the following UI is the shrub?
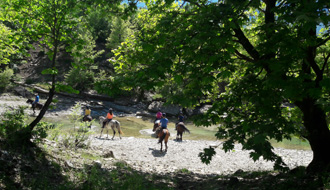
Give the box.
[0,67,14,91]
[61,103,93,149]
[0,106,50,149]
[64,68,95,92]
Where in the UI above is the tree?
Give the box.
[112,0,330,173]
[1,0,133,140]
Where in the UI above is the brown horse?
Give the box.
[153,119,160,130]
[176,122,190,141]
[26,99,43,114]
[99,116,123,140]
[153,125,170,152]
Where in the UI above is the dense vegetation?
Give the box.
[0,0,330,189]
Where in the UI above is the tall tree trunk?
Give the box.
[297,98,330,173]
[28,40,58,133]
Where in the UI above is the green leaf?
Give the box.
[198,147,216,165]
[41,68,58,75]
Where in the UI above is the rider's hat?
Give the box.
[162,113,166,117]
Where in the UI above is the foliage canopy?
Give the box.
[112,0,330,173]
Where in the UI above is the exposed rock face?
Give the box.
[13,86,34,98]
[148,101,181,116]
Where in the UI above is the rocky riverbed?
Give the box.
[0,93,313,175]
[87,136,313,175]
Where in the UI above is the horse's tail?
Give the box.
[159,129,169,143]
[179,123,190,134]
[164,130,170,143]
[184,127,190,134]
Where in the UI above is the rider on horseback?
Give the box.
[83,106,92,125]
[176,112,184,130]
[32,93,39,107]
[159,113,169,143]
[102,108,113,128]
[85,106,91,116]
[155,109,162,122]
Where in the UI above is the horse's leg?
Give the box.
[165,141,168,152]
[99,128,104,138]
[118,127,121,139]
[176,130,180,140]
[180,131,183,141]
[160,141,163,152]
[111,127,116,140]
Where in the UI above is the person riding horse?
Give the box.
[176,112,184,130]
[83,106,92,128]
[26,93,43,114]
[159,112,169,143]
[33,93,39,107]
[102,108,114,128]
[155,109,162,122]
[83,106,92,122]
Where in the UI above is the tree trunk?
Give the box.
[28,86,55,131]
[297,98,330,173]
[28,37,58,134]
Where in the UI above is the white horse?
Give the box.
[99,116,123,139]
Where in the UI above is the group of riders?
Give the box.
[83,106,114,129]
[83,106,184,132]
[31,93,185,134]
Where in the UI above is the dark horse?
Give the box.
[153,125,170,152]
[176,122,190,141]
[26,99,43,114]
[83,115,93,128]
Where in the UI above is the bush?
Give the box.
[65,68,95,92]
[61,103,93,149]
[0,106,50,149]
[0,67,14,91]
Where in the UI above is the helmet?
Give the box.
[109,108,113,112]
[86,106,90,109]
[162,113,166,117]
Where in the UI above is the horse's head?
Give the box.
[26,99,33,104]
[153,120,160,132]
[99,116,105,125]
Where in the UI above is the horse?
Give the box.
[153,124,170,152]
[99,116,123,140]
[153,119,160,130]
[26,99,43,114]
[83,115,93,128]
[176,122,190,141]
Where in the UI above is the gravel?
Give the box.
[89,136,313,175]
